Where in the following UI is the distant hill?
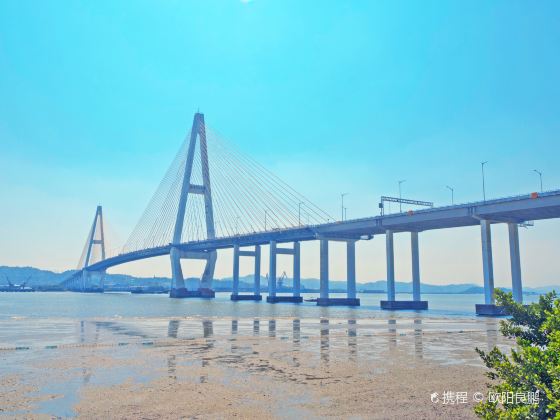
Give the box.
[0,265,557,294]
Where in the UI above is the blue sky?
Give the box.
[1,1,559,286]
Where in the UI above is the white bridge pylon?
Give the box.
[74,205,106,290]
[119,111,331,298]
[170,113,217,298]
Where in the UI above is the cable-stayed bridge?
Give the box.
[62,113,560,315]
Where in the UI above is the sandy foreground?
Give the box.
[0,316,508,419]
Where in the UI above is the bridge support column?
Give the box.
[267,241,302,303]
[230,244,262,301]
[381,231,427,310]
[169,249,216,299]
[232,244,240,297]
[317,239,360,306]
[508,223,523,304]
[254,245,261,296]
[476,220,504,315]
[411,232,421,301]
[79,270,105,293]
[267,241,277,300]
[319,239,329,299]
[347,240,356,300]
[199,251,217,295]
[386,230,395,301]
[170,113,217,299]
[170,248,185,290]
[293,242,301,298]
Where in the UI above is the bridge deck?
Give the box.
[86,190,560,272]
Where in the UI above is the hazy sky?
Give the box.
[1,1,559,286]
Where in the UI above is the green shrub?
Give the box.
[475,289,560,419]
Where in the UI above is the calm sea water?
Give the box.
[0,291,522,417]
[0,291,541,320]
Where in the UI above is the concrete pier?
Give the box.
[231,244,240,297]
[230,245,262,301]
[268,240,277,299]
[231,294,262,301]
[508,222,523,303]
[293,241,301,297]
[266,241,303,303]
[347,240,357,299]
[409,232,428,309]
[385,230,395,301]
[476,219,502,315]
[480,220,495,305]
[254,244,261,296]
[170,288,215,298]
[381,300,428,310]
[170,249,216,298]
[268,295,302,303]
[316,239,360,306]
[320,239,329,299]
[411,232,420,301]
[381,231,428,310]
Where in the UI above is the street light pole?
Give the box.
[533,169,543,193]
[298,202,303,226]
[446,185,454,205]
[481,161,488,201]
[398,180,406,212]
[341,193,348,221]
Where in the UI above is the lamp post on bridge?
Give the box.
[533,169,543,193]
[481,161,488,201]
[446,185,454,205]
[298,202,304,226]
[341,193,348,221]
[398,180,406,212]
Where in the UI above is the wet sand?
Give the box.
[0,316,508,419]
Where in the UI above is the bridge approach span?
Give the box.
[85,190,560,273]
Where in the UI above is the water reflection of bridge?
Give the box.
[82,316,502,382]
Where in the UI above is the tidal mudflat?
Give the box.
[0,315,510,419]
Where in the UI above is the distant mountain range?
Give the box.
[0,265,558,294]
